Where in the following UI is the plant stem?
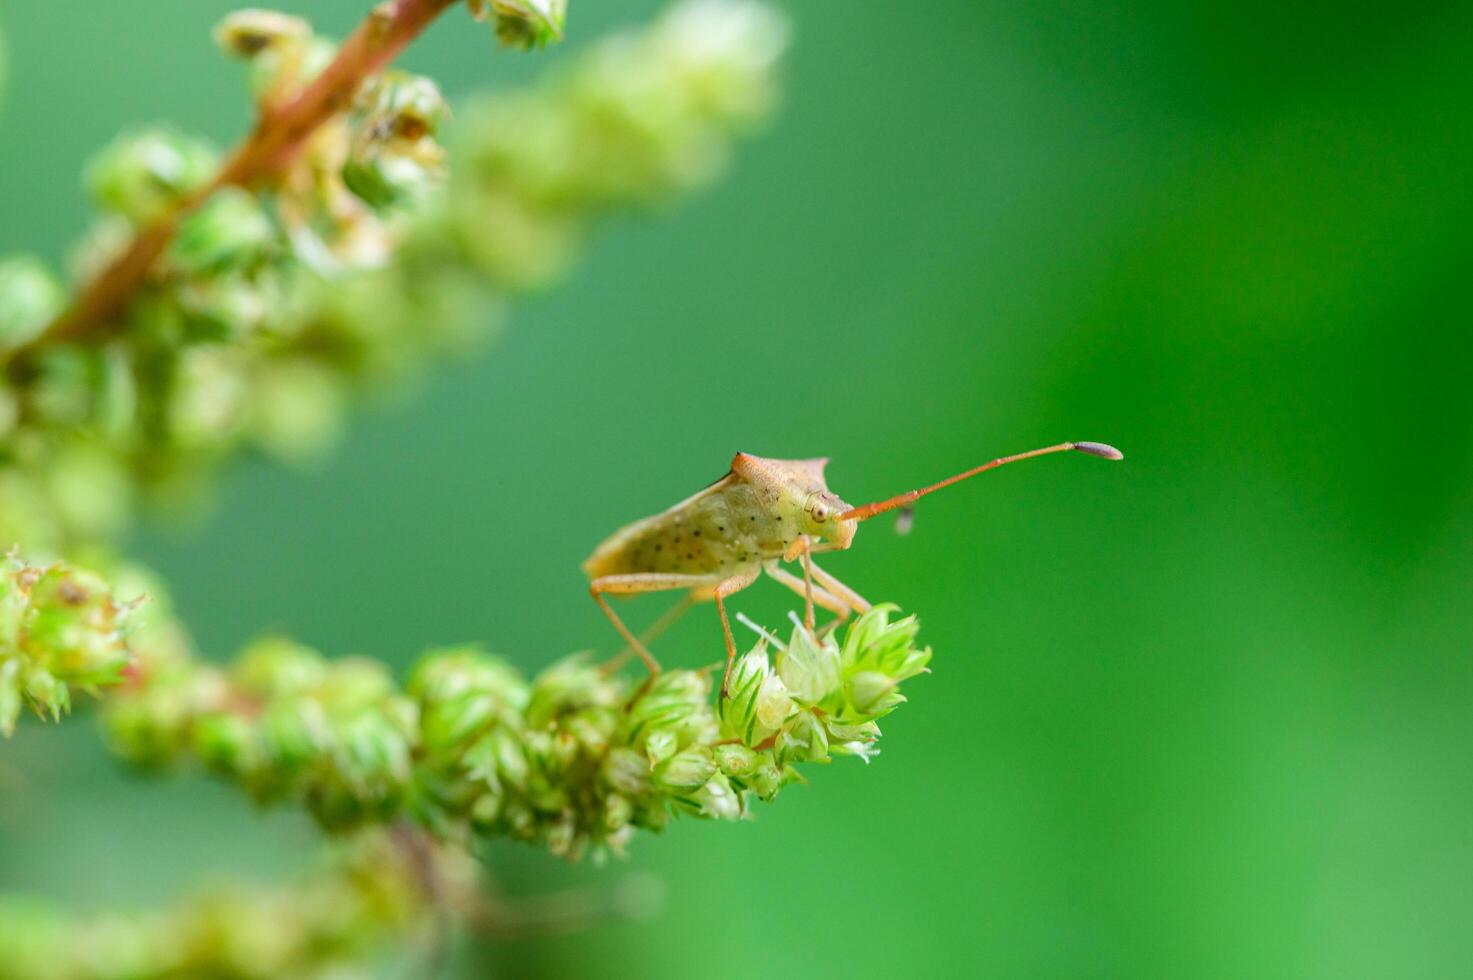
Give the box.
[31,0,458,350]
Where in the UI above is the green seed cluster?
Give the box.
[105,636,421,832]
[0,833,460,980]
[99,604,928,860]
[0,0,787,559]
[0,553,138,736]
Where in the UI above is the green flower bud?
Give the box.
[473,0,567,50]
[488,726,529,791]
[248,360,348,462]
[778,624,843,708]
[259,696,327,772]
[625,669,713,750]
[319,658,402,713]
[44,445,133,543]
[502,800,535,838]
[92,345,139,439]
[643,727,677,767]
[214,10,322,103]
[22,667,66,721]
[690,772,741,820]
[213,9,311,58]
[0,256,66,352]
[526,655,619,728]
[652,0,789,123]
[0,557,135,733]
[87,129,218,225]
[469,790,502,828]
[344,73,448,209]
[175,273,276,341]
[823,718,880,743]
[755,673,793,734]
[27,346,100,427]
[775,708,828,765]
[545,812,578,858]
[232,636,326,696]
[167,347,250,449]
[564,708,615,754]
[846,670,905,718]
[413,648,529,707]
[604,792,634,833]
[413,648,525,754]
[192,712,261,778]
[842,604,931,683]
[602,746,650,796]
[654,745,716,792]
[170,187,275,274]
[745,756,784,802]
[717,645,770,743]
[100,661,197,766]
[713,742,758,777]
[335,711,413,795]
[423,687,500,756]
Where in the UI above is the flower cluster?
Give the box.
[99,602,929,861]
[0,541,933,860]
[0,832,466,980]
[719,605,931,767]
[0,553,139,735]
[0,0,788,559]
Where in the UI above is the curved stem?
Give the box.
[28,0,458,351]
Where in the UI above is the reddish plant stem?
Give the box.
[33,0,457,349]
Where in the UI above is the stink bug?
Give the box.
[583,440,1123,695]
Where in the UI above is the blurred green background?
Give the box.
[4,1,1473,977]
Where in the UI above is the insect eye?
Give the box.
[810,503,829,522]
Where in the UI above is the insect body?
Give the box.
[585,441,1122,695]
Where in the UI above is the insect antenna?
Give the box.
[837,440,1123,523]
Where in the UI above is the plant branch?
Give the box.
[33,0,458,350]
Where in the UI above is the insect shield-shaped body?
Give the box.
[584,454,853,582]
[585,442,1122,696]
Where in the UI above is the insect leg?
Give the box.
[601,592,699,675]
[589,573,720,676]
[796,535,819,631]
[712,567,761,699]
[763,561,850,620]
[804,558,873,616]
